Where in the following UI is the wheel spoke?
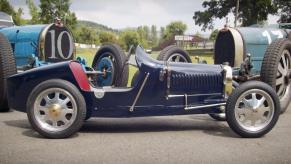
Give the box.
[60,97,70,109]
[53,92,60,100]
[41,112,52,122]
[250,115,257,126]
[241,114,252,124]
[277,63,284,75]
[176,56,180,62]
[61,108,73,114]
[238,107,253,116]
[247,93,258,109]
[282,54,287,69]
[242,98,252,109]
[276,77,284,86]
[277,84,285,96]
[38,105,49,112]
[44,95,52,106]
[257,97,266,108]
[60,117,69,124]
[51,117,58,127]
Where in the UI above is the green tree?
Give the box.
[194,31,204,38]
[274,0,291,23]
[193,0,277,31]
[75,25,100,45]
[119,29,141,51]
[99,31,116,45]
[0,0,26,25]
[159,26,165,44]
[209,29,219,40]
[38,0,77,28]
[143,26,150,41]
[151,25,158,48]
[140,38,149,49]
[116,39,127,50]
[163,21,187,40]
[26,0,40,24]
[137,26,145,39]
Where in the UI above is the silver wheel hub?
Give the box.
[33,88,77,132]
[235,89,274,132]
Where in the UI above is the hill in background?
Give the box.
[76,20,119,35]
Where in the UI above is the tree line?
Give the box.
[0,0,188,51]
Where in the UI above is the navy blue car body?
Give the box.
[6,45,282,139]
[7,45,225,118]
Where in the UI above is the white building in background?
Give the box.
[75,43,99,49]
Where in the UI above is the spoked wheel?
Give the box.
[91,44,128,87]
[261,38,291,114]
[27,79,86,139]
[157,45,192,63]
[0,32,17,112]
[226,81,280,138]
[209,81,239,121]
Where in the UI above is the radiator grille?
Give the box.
[172,74,222,88]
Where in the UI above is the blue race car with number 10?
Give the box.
[6,45,280,139]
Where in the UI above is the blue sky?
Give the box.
[9,0,280,34]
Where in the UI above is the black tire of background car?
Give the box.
[287,32,291,41]
[131,70,142,87]
[209,81,239,121]
[226,81,280,138]
[157,45,192,63]
[260,38,291,114]
[92,44,129,87]
[26,79,86,139]
[0,32,17,112]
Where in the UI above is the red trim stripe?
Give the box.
[70,61,90,91]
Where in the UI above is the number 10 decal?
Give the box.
[48,30,73,59]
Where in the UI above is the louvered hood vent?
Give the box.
[171,73,222,88]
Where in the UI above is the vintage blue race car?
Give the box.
[7,45,280,139]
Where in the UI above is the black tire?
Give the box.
[26,79,86,139]
[0,32,16,112]
[261,38,291,114]
[157,45,192,63]
[226,81,280,138]
[209,81,239,121]
[92,44,128,87]
[131,70,142,87]
[287,32,291,41]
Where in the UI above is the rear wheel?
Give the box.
[27,79,86,139]
[92,44,128,87]
[261,38,291,114]
[226,81,280,138]
[131,70,142,87]
[157,45,192,63]
[0,32,17,112]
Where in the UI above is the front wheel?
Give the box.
[226,81,280,138]
[27,79,86,139]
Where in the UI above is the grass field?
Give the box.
[76,48,213,87]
